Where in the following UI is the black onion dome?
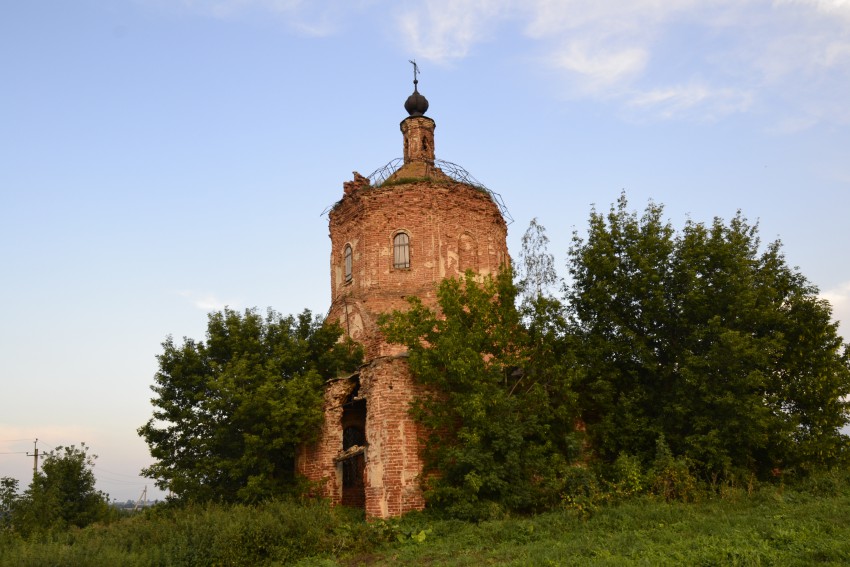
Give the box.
[404,82,429,116]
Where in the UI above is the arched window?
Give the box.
[458,232,478,273]
[344,244,353,283]
[393,232,410,269]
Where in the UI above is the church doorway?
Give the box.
[340,380,366,508]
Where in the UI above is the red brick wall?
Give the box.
[327,178,509,358]
[360,355,428,517]
[296,377,353,505]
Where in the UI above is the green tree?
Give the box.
[139,308,362,503]
[382,270,579,519]
[1,476,19,528]
[517,217,559,306]
[567,194,850,478]
[12,444,110,534]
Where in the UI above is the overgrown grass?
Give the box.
[0,500,373,566]
[2,476,849,566]
[338,490,850,566]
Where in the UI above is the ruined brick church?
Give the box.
[297,72,510,518]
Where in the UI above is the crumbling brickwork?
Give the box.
[359,355,429,517]
[297,108,509,518]
[296,376,353,505]
[327,177,508,358]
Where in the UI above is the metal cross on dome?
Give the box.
[409,59,420,85]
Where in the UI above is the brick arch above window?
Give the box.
[393,231,410,269]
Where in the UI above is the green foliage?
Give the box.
[381,201,850,517]
[0,499,361,566]
[3,482,850,565]
[1,476,19,529]
[138,307,362,504]
[648,436,699,502]
[558,465,603,518]
[791,468,850,497]
[516,217,558,305]
[608,453,645,498]
[566,193,850,479]
[381,269,580,519]
[10,444,111,536]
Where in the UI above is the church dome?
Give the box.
[404,82,429,116]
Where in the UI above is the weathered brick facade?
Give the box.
[297,91,509,518]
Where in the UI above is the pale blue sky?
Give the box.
[2,0,849,501]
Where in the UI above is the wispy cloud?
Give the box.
[551,41,648,92]
[167,0,355,36]
[179,0,301,19]
[396,0,514,62]
[175,291,241,311]
[205,0,302,20]
[627,83,754,120]
[777,0,850,23]
[395,0,850,125]
[146,0,850,125]
[523,0,696,40]
[822,280,850,341]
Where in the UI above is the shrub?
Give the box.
[608,453,645,498]
[648,435,699,502]
[559,465,603,517]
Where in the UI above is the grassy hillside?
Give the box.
[2,479,849,566]
[330,491,850,566]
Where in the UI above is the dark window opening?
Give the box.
[343,426,365,451]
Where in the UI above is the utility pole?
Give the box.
[26,439,39,479]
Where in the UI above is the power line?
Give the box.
[94,465,148,479]
[95,472,149,486]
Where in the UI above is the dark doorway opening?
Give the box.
[340,380,366,508]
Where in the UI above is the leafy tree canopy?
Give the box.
[1,476,19,528]
[11,444,110,534]
[566,193,850,478]
[382,269,581,519]
[139,308,362,504]
[384,195,849,516]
